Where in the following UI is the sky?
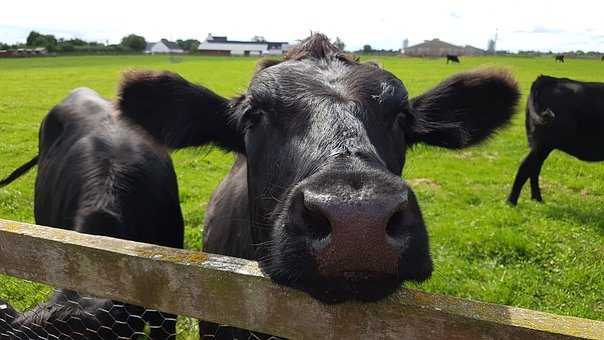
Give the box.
[1,0,603,52]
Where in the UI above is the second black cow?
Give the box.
[0,88,184,339]
[508,75,604,205]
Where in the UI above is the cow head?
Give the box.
[118,34,519,303]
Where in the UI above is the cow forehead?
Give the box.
[248,59,408,108]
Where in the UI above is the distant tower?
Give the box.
[487,29,498,54]
[487,39,496,54]
[402,39,409,54]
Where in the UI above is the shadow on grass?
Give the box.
[544,202,604,235]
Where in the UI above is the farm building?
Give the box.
[463,45,487,55]
[144,39,184,54]
[404,38,485,57]
[197,34,291,56]
[0,47,47,57]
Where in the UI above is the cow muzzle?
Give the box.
[286,167,424,281]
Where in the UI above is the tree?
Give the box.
[69,38,87,46]
[26,31,43,46]
[59,43,75,52]
[176,39,201,51]
[333,37,345,51]
[26,31,57,50]
[362,44,372,53]
[252,35,266,42]
[189,40,200,51]
[120,34,146,51]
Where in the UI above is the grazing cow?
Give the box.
[0,88,184,339]
[446,54,460,63]
[555,55,565,63]
[508,75,604,205]
[119,34,519,303]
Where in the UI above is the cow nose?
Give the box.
[296,186,413,277]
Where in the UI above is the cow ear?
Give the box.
[118,71,244,153]
[407,68,520,149]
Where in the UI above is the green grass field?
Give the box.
[0,55,602,331]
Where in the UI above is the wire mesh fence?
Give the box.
[0,288,177,339]
[0,286,283,340]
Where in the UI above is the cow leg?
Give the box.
[529,149,552,202]
[145,311,177,339]
[199,321,231,340]
[507,150,541,205]
[157,313,177,340]
[0,300,18,335]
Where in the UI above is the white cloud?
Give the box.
[0,0,602,52]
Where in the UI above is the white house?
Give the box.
[144,39,184,54]
[198,34,290,56]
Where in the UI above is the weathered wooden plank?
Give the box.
[0,219,602,339]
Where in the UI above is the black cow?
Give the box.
[118,34,519,304]
[446,54,460,63]
[555,55,565,63]
[95,34,519,339]
[601,56,604,61]
[508,75,604,205]
[0,88,184,339]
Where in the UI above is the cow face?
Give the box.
[119,34,519,303]
[236,54,429,303]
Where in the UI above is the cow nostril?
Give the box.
[385,210,405,239]
[303,206,332,241]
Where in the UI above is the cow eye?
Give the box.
[240,105,264,131]
[395,112,407,129]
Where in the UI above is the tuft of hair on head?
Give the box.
[347,53,361,63]
[364,60,383,69]
[285,33,342,60]
[255,58,283,73]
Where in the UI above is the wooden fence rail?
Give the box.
[0,219,602,339]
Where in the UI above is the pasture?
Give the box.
[0,53,602,327]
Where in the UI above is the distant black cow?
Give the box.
[555,55,565,63]
[0,88,184,339]
[508,75,604,205]
[446,54,460,63]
